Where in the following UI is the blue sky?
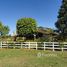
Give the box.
[0,0,62,34]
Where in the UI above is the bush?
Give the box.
[36,37,49,42]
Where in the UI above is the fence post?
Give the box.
[62,47,63,52]
[44,42,45,51]
[28,42,30,49]
[53,42,55,51]
[21,42,22,48]
[7,41,8,48]
[0,41,2,48]
[36,42,37,50]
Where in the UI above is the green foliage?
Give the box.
[37,37,50,42]
[16,37,26,42]
[0,22,9,36]
[55,0,67,41]
[2,26,9,36]
[16,17,37,36]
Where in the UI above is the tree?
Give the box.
[0,22,3,35]
[55,0,67,41]
[16,17,37,36]
[2,26,9,36]
[0,22,9,36]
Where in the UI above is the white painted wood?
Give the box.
[36,42,37,50]
[44,42,45,51]
[0,41,2,48]
[0,41,67,51]
[62,47,63,52]
[53,42,55,51]
[21,42,22,48]
[28,42,30,49]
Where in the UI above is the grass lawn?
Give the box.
[0,49,67,67]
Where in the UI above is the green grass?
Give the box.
[0,49,67,67]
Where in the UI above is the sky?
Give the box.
[0,0,62,34]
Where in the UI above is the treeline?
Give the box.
[0,17,58,42]
[0,0,67,42]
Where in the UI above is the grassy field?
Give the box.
[0,49,67,67]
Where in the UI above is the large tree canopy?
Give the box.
[55,0,67,40]
[16,18,37,36]
[0,22,9,36]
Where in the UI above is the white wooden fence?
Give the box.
[0,41,67,51]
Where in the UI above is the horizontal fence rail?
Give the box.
[0,41,67,51]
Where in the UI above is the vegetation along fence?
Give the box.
[0,41,67,51]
